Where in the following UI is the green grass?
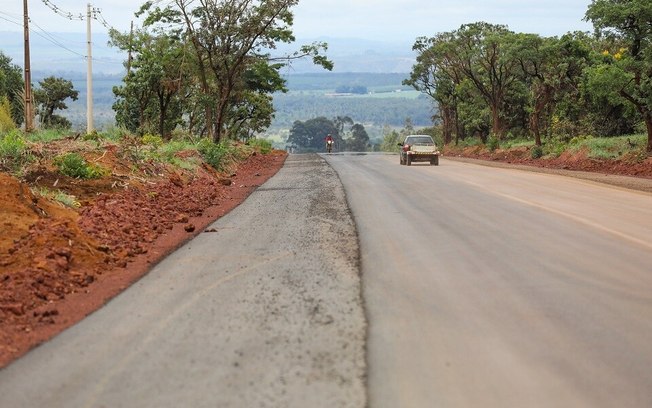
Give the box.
[572,134,646,160]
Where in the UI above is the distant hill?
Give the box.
[1,31,416,75]
[1,31,429,133]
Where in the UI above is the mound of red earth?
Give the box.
[0,148,287,368]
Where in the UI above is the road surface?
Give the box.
[0,154,366,408]
[324,153,652,408]
[1,153,651,408]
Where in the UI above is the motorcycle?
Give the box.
[326,139,334,153]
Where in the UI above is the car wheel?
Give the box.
[406,155,412,166]
[399,155,404,165]
[431,156,439,166]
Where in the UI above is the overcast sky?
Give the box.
[1,0,593,43]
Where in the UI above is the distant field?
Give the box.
[35,71,434,133]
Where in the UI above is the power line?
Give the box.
[29,20,88,58]
[41,0,84,21]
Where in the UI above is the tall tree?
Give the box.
[33,76,78,129]
[138,0,332,143]
[446,22,518,139]
[110,29,188,137]
[586,0,652,152]
[348,123,370,151]
[507,33,591,145]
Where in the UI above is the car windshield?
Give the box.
[406,136,433,145]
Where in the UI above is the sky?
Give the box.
[1,0,594,43]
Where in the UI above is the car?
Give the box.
[398,135,440,166]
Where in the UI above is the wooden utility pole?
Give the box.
[86,3,94,134]
[23,0,34,132]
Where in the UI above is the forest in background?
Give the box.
[19,71,434,146]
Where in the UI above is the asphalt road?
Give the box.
[323,153,652,408]
[2,153,651,408]
[0,154,366,408]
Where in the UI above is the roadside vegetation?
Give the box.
[0,127,273,210]
[398,0,652,157]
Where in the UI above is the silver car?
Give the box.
[398,135,440,166]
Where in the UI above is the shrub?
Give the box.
[487,135,500,152]
[0,97,16,133]
[0,130,32,171]
[530,145,544,159]
[141,133,164,148]
[197,139,230,171]
[54,153,107,179]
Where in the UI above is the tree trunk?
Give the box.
[491,103,502,138]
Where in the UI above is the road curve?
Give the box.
[324,153,652,408]
[0,154,366,408]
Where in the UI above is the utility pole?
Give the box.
[23,0,34,132]
[86,3,94,134]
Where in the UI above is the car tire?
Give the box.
[406,155,412,166]
[400,155,404,165]
[431,156,439,166]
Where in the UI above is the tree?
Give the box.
[0,52,24,128]
[507,33,591,145]
[137,0,332,143]
[406,23,520,143]
[110,29,188,137]
[287,117,339,151]
[33,76,78,129]
[585,0,652,152]
[347,123,370,151]
[445,22,519,139]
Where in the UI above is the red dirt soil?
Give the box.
[443,145,652,179]
[0,147,287,368]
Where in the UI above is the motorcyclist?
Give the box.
[325,134,334,152]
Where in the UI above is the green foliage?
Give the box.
[287,117,340,151]
[26,129,68,143]
[197,139,231,171]
[0,129,31,170]
[530,145,544,159]
[54,153,108,179]
[380,129,401,152]
[141,133,164,148]
[542,137,567,158]
[0,51,25,127]
[0,96,16,132]
[487,135,500,152]
[134,0,332,142]
[347,123,370,151]
[33,76,79,129]
[247,138,273,154]
[83,130,104,143]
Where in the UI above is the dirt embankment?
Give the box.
[443,145,652,193]
[0,145,287,368]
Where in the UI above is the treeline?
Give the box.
[272,93,434,128]
[405,0,652,153]
[286,116,371,152]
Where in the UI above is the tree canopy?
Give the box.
[33,76,78,129]
[110,0,332,142]
[406,2,652,152]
